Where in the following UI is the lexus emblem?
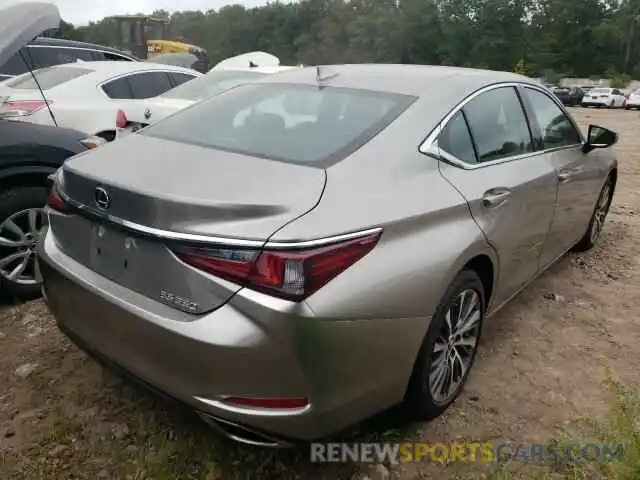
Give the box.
[94,187,111,210]
[144,108,151,120]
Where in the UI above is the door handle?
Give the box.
[482,188,511,208]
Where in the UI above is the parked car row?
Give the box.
[547,83,640,109]
[3,1,621,450]
[0,3,285,297]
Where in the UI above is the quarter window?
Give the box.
[463,86,533,163]
[102,77,132,99]
[522,88,581,149]
[438,111,477,164]
[169,72,197,87]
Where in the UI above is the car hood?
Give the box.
[0,2,60,69]
[211,52,280,71]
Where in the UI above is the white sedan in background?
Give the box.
[0,61,201,141]
[581,87,626,108]
[624,88,640,110]
[117,65,298,136]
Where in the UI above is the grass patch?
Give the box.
[480,379,640,480]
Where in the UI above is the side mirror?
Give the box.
[582,124,618,153]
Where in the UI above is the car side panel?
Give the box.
[270,150,493,320]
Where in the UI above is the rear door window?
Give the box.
[462,86,533,163]
[127,72,174,99]
[24,46,87,68]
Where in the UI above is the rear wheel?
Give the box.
[404,269,485,420]
[0,186,47,300]
[572,179,613,253]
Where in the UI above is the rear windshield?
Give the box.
[6,66,92,90]
[143,83,416,167]
[161,70,266,101]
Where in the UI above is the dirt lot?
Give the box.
[1,108,639,480]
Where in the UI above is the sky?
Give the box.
[0,0,266,26]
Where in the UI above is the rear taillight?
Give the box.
[46,174,69,213]
[173,230,381,301]
[0,100,51,118]
[116,109,127,129]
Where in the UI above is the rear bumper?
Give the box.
[38,226,426,442]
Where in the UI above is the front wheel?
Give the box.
[572,179,613,252]
[0,186,48,300]
[404,269,485,420]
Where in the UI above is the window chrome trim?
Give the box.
[419,81,585,170]
[96,70,199,99]
[57,188,382,250]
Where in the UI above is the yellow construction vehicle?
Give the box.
[109,15,209,72]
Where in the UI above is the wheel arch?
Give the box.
[0,165,57,191]
[441,243,498,315]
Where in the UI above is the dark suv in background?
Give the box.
[0,37,138,81]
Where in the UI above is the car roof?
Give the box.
[30,36,138,59]
[44,60,202,77]
[259,64,537,96]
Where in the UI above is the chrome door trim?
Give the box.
[419,81,585,170]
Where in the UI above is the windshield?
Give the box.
[144,83,416,167]
[6,66,92,90]
[160,70,266,101]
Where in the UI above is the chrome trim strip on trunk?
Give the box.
[57,188,383,250]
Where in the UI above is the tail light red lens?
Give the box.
[116,109,127,129]
[173,230,381,301]
[0,100,51,118]
[46,175,69,213]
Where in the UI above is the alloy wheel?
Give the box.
[590,183,611,244]
[0,208,45,286]
[429,288,482,405]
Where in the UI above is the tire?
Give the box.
[0,186,48,300]
[404,269,485,421]
[572,178,613,253]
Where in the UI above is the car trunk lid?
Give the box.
[120,97,196,126]
[52,134,326,313]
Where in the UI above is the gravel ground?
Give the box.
[1,107,639,479]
